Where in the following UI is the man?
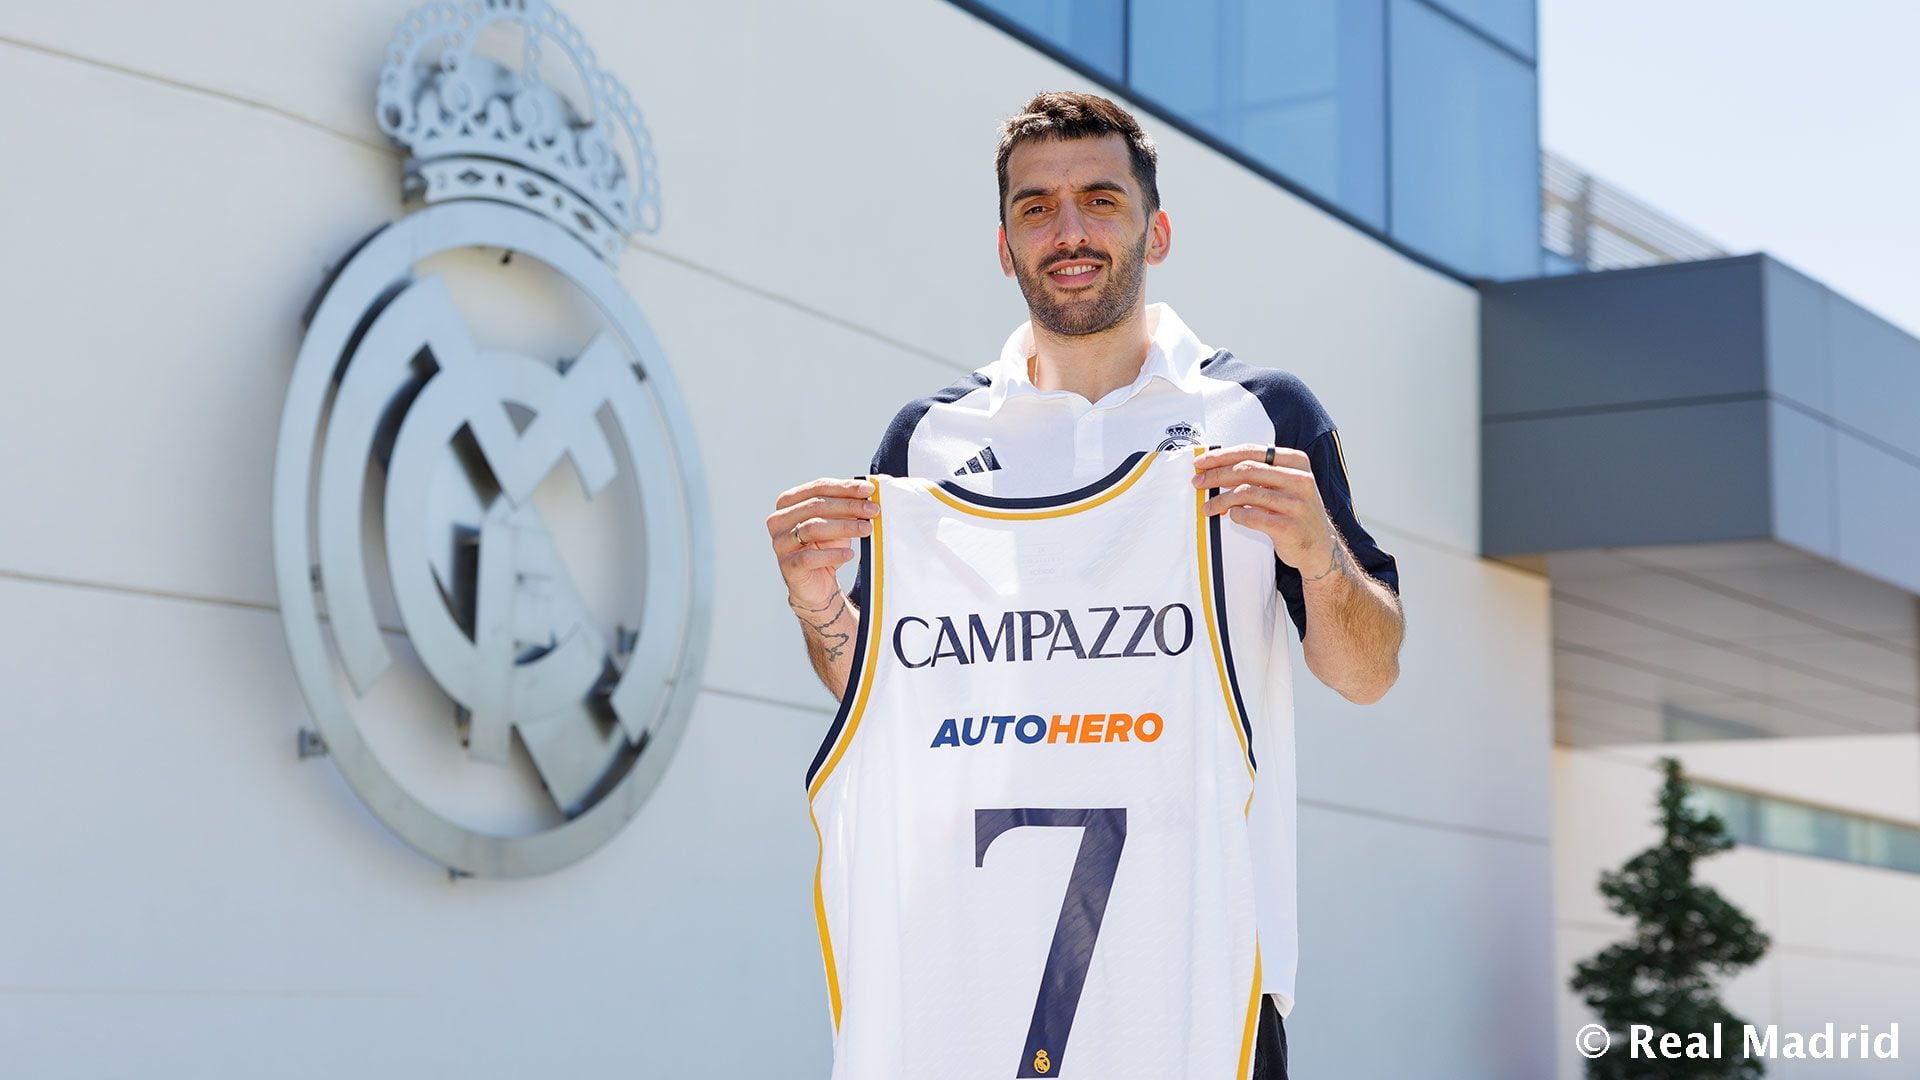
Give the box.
[767,91,1405,1077]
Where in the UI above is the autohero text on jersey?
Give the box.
[930,711,1166,749]
[891,603,1195,669]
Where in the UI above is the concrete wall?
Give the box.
[0,1,1553,1075]
[1555,742,1920,1080]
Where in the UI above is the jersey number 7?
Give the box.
[974,807,1129,1077]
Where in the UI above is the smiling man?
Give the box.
[768,91,1406,1078]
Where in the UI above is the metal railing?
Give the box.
[1542,149,1726,271]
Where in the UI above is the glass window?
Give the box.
[972,0,1126,81]
[1387,0,1539,279]
[1866,821,1920,874]
[1810,808,1858,862]
[1758,800,1820,856]
[1663,703,1766,742]
[1419,0,1534,59]
[1128,0,1387,228]
[951,0,1546,282]
[1691,782,1920,876]
[1688,786,1757,845]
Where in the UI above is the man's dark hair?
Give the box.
[995,91,1160,226]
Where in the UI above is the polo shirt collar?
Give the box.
[986,302,1213,415]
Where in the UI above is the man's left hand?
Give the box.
[1192,444,1338,582]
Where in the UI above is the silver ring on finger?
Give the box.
[791,523,811,549]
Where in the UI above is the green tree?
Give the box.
[1571,757,1771,1079]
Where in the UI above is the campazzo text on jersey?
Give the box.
[890,603,1195,668]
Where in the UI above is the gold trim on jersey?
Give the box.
[1328,427,1355,515]
[1236,947,1265,1080]
[1194,459,1259,800]
[807,483,887,1030]
[1194,446,1266,1074]
[925,449,1160,520]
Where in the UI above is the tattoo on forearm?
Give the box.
[791,594,851,662]
[1301,522,1346,583]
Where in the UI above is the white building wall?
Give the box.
[0,1,1554,1076]
[1555,742,1920,1080]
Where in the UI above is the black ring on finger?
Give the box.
[1264,445,1276,466]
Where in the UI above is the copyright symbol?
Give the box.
[1576,1024,1611,1059]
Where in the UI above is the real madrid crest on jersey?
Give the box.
[272,0,709,877]
[1157,420,1202,450]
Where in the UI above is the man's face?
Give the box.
[999,133,1171,338]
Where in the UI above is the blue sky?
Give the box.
[1540,0,1920,337]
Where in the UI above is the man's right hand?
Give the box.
[767,478,878,602]
[767,478,879,697]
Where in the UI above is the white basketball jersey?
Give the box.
[806,447,1265,1079]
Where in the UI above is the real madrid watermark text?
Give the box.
[1576,1022,1900,1062]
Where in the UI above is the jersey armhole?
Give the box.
[804,477,883,794]
[1195,450,1259,786]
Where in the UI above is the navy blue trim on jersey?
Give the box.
[805,519,874,790]
[934,450,1148,510]
[1208,479,1258,772]
[1198,350,1401,641]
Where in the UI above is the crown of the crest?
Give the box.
[376,0,661,263]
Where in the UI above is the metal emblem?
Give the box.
[272,0,709,876]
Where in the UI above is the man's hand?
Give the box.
[1191,443,1403,704]
[1191,444,1337,581]
[767,478,879,698]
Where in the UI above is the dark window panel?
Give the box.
[1419,0,1535,59]
[1387,0,1539,279]
[974,0,1127,80]
[1129,0,1387,229]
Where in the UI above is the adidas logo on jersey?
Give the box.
[929,710,1166,749]
[953,444,1004,476]
[891,604,1195,669]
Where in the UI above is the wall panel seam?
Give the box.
[1301,796,1550,845]
[0,33,391,156]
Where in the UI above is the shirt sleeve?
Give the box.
[1197,351,1399,641]
[1283,427,1399,641]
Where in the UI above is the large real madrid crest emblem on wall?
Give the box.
[273,0,710,876]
